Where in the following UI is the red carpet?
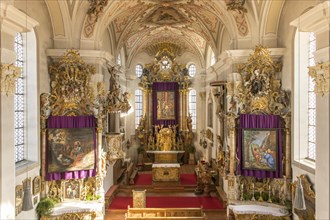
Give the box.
[108,196,224,210]
[135,174,196,185]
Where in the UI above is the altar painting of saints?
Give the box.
[47,128,95,173]
[156,91,175,120]
[242,129,277,171]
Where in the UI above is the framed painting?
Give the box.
[156,91,175,120]
[47,128,95,173]
[33,176,41,195]
[242,128,278,171]
[61,179,82,201]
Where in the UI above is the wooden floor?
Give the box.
[105,164,228,220]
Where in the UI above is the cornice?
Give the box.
[46,49,114,64]
[0,3,39,35]
[290,1,330,34]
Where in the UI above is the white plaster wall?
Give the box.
[278,1,329,219]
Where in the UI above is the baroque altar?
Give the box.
[135,45,194,162]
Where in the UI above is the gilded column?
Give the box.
[148,89,152,131]
[284,114,291,178]
[142,88,149,130]
[179,89,183,130]
[182,89,188,131]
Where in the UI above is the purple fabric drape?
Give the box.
[237,114,283,178]
[152,82,179,127]
[46,116,97,180]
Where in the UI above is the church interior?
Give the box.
[0,0,329,219]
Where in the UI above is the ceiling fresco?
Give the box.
[106,0,232,63]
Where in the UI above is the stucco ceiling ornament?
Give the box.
[225,0,249,36]
[139,47,191,90]
[84,0,109,38]
[234,45,290,115]
[308,62,330,96]
[0,63,21,96]
[48,49,96,116]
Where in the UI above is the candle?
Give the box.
[252,183,254,189]
[269,185,271,190]
[241,184,244,190]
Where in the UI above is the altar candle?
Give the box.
[252,183,254,189]
[269,185,271,190]
[241,184,244,190]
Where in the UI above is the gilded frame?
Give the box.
[242,128,278,171]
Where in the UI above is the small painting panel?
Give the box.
[242,128,278,171]
[156,91,175,120]
[47,128,95,173]
[33,176,41,195]
[62,180,82,201]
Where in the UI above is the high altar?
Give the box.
[135,45,194,181]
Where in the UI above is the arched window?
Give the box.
[135,89,143,128]
[294,30,316,165]
[188,64,196,77]
[188,89,197,130]
[14,33,25,162]
[14,30,38,164]
[117,54,121,66]
[136,64,143,78]
[307,32,316,160]
[210,51,216,66]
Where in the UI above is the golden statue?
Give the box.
[158,128,173,151]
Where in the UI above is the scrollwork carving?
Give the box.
[234,45,290,115]
[0,63,21,95]
[308,61,330,96]
[104,65,131,113]
[48,49,96,116]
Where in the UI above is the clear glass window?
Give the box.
[136,64,143,78]
[14,33,25,163]
[188,64,196,77]
[188,89,197,130]
[135,89,143,129]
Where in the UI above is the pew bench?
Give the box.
[125,206,206,220]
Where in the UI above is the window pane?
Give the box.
[188,89,197,130]
[135,89,143,128]
[14,33,25,163]
[188,64,196,77]
[136,64,143,78]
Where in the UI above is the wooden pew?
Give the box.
[125,206,206,220]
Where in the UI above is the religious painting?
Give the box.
[62,179,82,201]
[15,185,23,216]
[47,128,95,173]
[156,91,175,120]
[33,176,41,195]
[242,128,278,171]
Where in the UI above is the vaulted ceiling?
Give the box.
[42,0,285,67]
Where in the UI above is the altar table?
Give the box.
[146,151,184,163]
[227,204,290,220]
[152,163,180,182]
